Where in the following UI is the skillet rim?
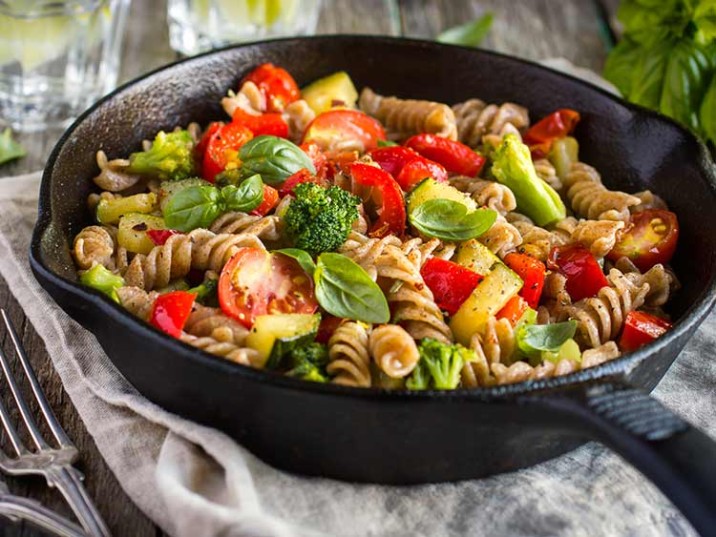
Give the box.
[30,34,716,401]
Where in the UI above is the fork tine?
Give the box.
[0,389,28,456]
[0,310,50,451]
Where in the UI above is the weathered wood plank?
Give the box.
[400,0,609,72]
[318,0,401,35]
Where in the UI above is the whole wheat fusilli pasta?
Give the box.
[327,321,372,387]
[369,324,420,378]
[449,176,517,215]
[563,162,641,221]
[452,99,529,148]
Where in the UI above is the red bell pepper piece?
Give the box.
[404,134,486,177]
[523,109,580,158]
[349,163,406,237]
[231,108,289,138]
[504,252,546,309]
[251,185,279,216]
[150,291,196,338]
[618,310,672,352]
[199,121,253,182]
[548,244,608,302]
[420,258,482,315]
[369,146,448,190]
[146,229,182,246]
[496,295,529,326]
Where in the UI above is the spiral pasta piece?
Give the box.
[92,150,142,192]
[564,268,650,348]
[221,81,266,116]
[359,87,458,140]
[124,229,264,290]
[283,99,316,143]
[534,158,562,192]
[449,176,517,215]
[632,189,668,212]
[478,215,522,258]
[117,286,158,321]
[398,236,455,268]
[209,212,282,241]
[72,226,116,271]
[452,99,529,148]
[563,162,641,221]
[184,304,250,346]
[581,341,621,368]
[551,216,626,259]
[327,321,372,387]
[179,333,258,366]
[508,215,557,261]
[614,259,674,307]
[369,324,420,378]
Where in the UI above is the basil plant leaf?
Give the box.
[603,37,643,98]
[275,248,317,277]
[0,128,26,165]
[409,199,497,241]
[238,135,315,185]
[163,185,222,232]
[220,174,265,212]
[517,321,578,358]
[628,39,673,109]
[437,12,493,47]
[314,253,389,324]
[700,74,716,145]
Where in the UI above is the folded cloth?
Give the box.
[1,171,713,537]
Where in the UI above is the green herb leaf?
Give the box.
[220,174,265,212]
[603,37,643,97]
[517,321,578,358]
[694,1,716,42]
[163,185,222,232]
[0,128,26,165]
[314,253,389,324]
[660,38,712,133]
[700,73,716,144]
[616,0,689,46]
[275,248,317,276]
[628,39,673,109]
[238,135,315,185]
[409,199,497,241]
[437,12,493,47]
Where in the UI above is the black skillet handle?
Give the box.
[526,382,716,536]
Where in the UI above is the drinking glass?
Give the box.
[167,0,323,57]
[0,0,131,132]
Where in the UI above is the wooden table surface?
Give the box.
[0,1,618,535]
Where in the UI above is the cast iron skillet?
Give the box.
[30,37,716,534]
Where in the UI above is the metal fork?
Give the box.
[0,309,111,537]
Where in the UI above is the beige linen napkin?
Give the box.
[0,171,714,537]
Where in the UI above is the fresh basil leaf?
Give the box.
[163,185,222,231]
[700,74,716,144]
[660,38,712,133]
[275,248,316,277]
[616,0,688,45]
[238,135,315,185]
[603,37,643,98]
[0,128,25,165]
[629,39,673,109]
[437,12,493,47]
[314,253,389,324]
[517,321,578,358]
[220,174,264,212]
[694,1,716,42]
[409,199,497,241]
[377,139,398,147]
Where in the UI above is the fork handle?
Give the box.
[0,493,86,537]
[47,466,111,537]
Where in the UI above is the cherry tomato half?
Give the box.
[607,209,679,271]
[251,185,279,216]
[231,108,289,138]
[200,122,253,182]
[242,63,300,113]
[302,109,386,153]
[218,247,318,328]
[618,310,672,352]
[369,146,448,190]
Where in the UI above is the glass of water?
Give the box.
[167,0,323,57]
[0,0,131,132]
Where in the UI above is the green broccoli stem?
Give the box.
[80,265,125,302]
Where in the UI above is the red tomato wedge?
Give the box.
[349,162,406,237]
[618,310,672,352]
[369,146,448,190]
[404,134,486,177]
[231,108,289,138]
[607,209,679,271]
[150,291,196,338]
[523,109,580,158]
[496,295,529,326]
[420,258,482,315]
[302,109,386,153]
[504,252,546,309]
[218,247,318,328]
[147,229,182,246]
[200,122,253,182]
[251,185,279,216]
[242,63,300,113]
[548,244,608,302]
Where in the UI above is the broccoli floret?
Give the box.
[188,277,219,307]
[286,342,329,383]
[284,183,360,256]
[127,130,195,181]
[80,264,125,303]
[406,338,474,390]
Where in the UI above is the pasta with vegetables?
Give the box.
[71,64,681,389]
